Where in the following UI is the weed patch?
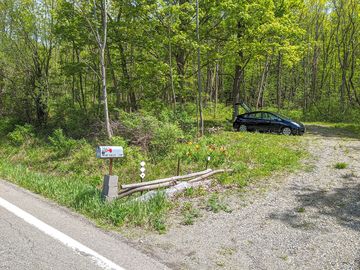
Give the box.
[206,194,232,213]
[181,202,201,225]
[334,162,348,169]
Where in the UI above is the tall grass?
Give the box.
[0,159,170,232]
[0,117,305,231]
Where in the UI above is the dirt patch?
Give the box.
[130,126,360,269]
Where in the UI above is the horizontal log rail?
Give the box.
[188,169,233,183]
[121,169,212,190]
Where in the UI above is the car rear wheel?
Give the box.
[281,127,292,135]
[239,124,247,132]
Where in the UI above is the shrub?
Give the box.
[110,136,128,147]
[8,124,35,146]
[48,129,77,155]
[150,123,183,160]
[0,118,17,137]
[115,111,160,150]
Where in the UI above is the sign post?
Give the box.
[96,146,124,201]
[206,156,211,170]
[140,161,146,182]
[140,161,146,195]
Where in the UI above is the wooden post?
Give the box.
[109,158,113,175]
[177,157,181,176]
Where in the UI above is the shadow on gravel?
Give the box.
[270,181,360,232]
[305,125,359,140]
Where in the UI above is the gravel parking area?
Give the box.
[135,125,360,270]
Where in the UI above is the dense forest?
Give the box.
[0,0,359,139]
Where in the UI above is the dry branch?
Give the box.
[188,169,233,183]
[121,169,212,189]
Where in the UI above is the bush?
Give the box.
[8,124,35,146]
[150,123,183,160]
[115,111,160,150]
[0,117,18,137]
[110,136,128,147]
[48,129,77,155]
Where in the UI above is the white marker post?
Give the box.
[140,161,146,195]
[140,161,146,182]
[206,156,211,169]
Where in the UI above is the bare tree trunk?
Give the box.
[214,61,219,118]
[168,26,176,113]
[256,55,270,110]
[196,0,204,136]
[276,53,282,110]
[232,19,247,120]
[232,64,242,119]
[99,0,112,139]
[107,46,120,111]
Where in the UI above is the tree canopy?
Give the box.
[0,0,359,137]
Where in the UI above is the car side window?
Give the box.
[262,113,271,119]
[248,112,262,119]
[269,114,281,121]
[263,112,281,121]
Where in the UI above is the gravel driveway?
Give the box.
[136,125,360,270]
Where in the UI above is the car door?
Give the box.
[246,112,262,131]
[259,112,272,132]
[268,113,282,132]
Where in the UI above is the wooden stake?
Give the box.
[109,158,113,175]
[177,157,180,176]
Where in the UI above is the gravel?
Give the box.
[132,125,360,270]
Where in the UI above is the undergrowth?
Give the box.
[0,113,305,232]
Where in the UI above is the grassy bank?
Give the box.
[0,116,305,232]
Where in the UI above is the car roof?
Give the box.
[240,111,274,115]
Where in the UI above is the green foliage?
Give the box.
[334,162,348,170]
[184,187,207,198]
[0,117,17,137]
[7,124,35,146]
[150,122,183,160]
[48,129,77,155]
[181,202,201,225]
[206,193,231,213]
[170,131,305,187]
[0,116,305,231]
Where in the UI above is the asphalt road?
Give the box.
[0,179,169,270]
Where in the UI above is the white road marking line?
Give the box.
[0,197,125,270]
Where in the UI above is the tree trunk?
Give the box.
[100,0,112,139]
[256,55,270,110]
[196,0,204,137]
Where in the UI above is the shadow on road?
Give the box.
[270,179,360,232]
[305,124,360,140]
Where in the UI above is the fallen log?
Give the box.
[118,180,177,199]
[120,169,212,190]
[188,169,233,183]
